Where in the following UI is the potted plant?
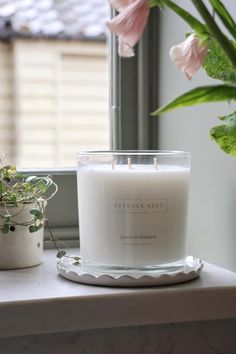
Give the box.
[107,0,236,156]
[0,163,58,269]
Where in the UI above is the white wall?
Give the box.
[158,2,236,271]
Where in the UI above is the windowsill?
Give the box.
[1,249,236,338]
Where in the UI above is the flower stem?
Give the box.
[209,0,236,40]
[192,0,236,69]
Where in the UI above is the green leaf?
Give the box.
[203,38,236,84]
[152,85,236,115]
[2,215,12,223]
[0,167,57,205]
[30,208,44,219]
[219,111,236,123]
[25,176,37,183]
[150,0,165,8]
[208,0,236,40]
[34,180,47,193]
[57,250,66,259]
[73,256,81,261]
[210,123,236,156]
[29,223,43,233]
[29,208,40,215]
[1,224,9,234]
[29,225,37,233]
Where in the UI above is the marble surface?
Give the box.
[0,320,236,354]
[0,250,236,338]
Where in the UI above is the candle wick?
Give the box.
[128,157,132,169]
[154,158,158,170]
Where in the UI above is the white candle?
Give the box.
[77,152,190,270]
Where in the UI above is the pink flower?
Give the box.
[106,0,150,57]
[169,34,208,80]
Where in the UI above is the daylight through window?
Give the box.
[0,0,110,168]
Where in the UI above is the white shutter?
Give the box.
[13,39,109,168]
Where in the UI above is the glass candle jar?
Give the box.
[77,151,190,275]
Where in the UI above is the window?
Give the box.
[14,40,109,168]
[44,8,160,245]
[0,0,110,168]
[0,3,159,245]
[109,8,159,150]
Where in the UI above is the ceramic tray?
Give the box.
[57,256,203,287]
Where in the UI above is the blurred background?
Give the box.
[0,0,109,168]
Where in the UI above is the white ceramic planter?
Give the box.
[0,202,45,269]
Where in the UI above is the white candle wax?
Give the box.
[78,164,190,267]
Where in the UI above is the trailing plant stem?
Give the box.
[45,219,69,252]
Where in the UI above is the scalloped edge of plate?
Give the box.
[57,256,204,287]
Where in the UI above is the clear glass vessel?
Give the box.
[77,150,191,275]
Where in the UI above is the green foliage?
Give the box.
[0,166,57,205]
[47,222,81,265]
[210,123,236,156]
[57,250,67,259]
[149,0,164,8]
[1,224,9,234]
[0,164,58,234]
[29,223,44,233]
[30,209,44,220]
[209,0,236,40]
[153,85,236,115]
[151,0,236,155]
[56,250,81,265]
[219,110,236,122]
[203,38,236,84]
[210,111,236,156]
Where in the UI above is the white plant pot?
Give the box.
[0,202,45,269]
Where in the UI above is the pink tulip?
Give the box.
[169,34,208,80]
[106,0,150,57]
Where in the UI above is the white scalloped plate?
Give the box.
[57,256,203,287]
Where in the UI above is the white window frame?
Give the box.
[23,8,160,247]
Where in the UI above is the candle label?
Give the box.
[120,233,159,246]
[109,198,168,214]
